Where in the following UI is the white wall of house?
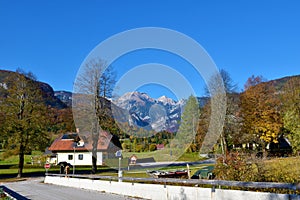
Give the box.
[56,151,103,166]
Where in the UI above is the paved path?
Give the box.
[2,177,140,200]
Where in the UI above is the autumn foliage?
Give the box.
[240,81,283,147]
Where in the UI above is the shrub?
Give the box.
[149,144,157,151]
[135,144,143,152]
[121,143,127,151]
[213,152,263,182]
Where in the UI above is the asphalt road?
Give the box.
[2,177,140,200]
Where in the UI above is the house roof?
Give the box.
[156,144,165,149]
[48,131,113,152]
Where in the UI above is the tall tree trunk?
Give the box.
[262,142,267,159]
[91,120,99,174]
[91,153,97,174]
[220,132,227,160]
[17,145,25,178]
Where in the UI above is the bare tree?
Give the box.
[202,69,238,157]
[205,69,237,95]
[73,59,117,174]
[244,75,266,91]
[200,70,227,156]
[100,65,116,98]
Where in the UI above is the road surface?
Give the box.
[2,177,141,200]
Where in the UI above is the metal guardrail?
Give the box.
[45,173,300,191]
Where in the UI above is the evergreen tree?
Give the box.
[173,95,200,152]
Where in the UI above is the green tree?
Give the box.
[0,70,49,177]
[281,77,300,154]
[173,95,200,152]
[195,102,210,152]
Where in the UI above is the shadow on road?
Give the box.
[0,185,30,200]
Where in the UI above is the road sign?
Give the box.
[115,150,122,157]
[44,163,51,169]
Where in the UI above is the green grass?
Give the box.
[122,148,204,162]
[0,149,207,181]
[0,150,44,165]
[0,167,51,175]
[2,150,299,185]
[177,152,206,162]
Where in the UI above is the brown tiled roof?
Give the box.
[48,131,112,152]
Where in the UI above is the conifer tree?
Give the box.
[173,95,200,152]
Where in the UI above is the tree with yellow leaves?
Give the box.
[240,76,283,156]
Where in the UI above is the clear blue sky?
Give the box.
[1,1,299,100]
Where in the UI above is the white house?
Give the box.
[48,131,121,166]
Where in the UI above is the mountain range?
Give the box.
[1,69,299,133]
[113,91,186,132]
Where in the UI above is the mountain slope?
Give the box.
[0,69,67,109]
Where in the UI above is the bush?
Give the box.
[149,144,157,151]
[214,153,300,184]
[213,152,263,182]
[121,143,128,151]
[135,144,143,152]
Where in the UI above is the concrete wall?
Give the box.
[44,176,299,200]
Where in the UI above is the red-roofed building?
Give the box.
[156,144,165,150]
[48,131,121,166]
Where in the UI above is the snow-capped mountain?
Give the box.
[157,95,176,105]
[114,92,185,133]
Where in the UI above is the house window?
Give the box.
[78,154,83,160]
[68,155,73,160]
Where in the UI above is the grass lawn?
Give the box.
[0,150,44,165]
[262,156,300,183]
[0,148,208,181]
[122,149,205,163]
[3,148,298,184]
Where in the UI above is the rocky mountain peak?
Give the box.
[114,91,182,132]
[157,95,176,105]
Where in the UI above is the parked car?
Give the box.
[191,166,215,179]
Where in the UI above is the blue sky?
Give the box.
[0,1,299,100]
